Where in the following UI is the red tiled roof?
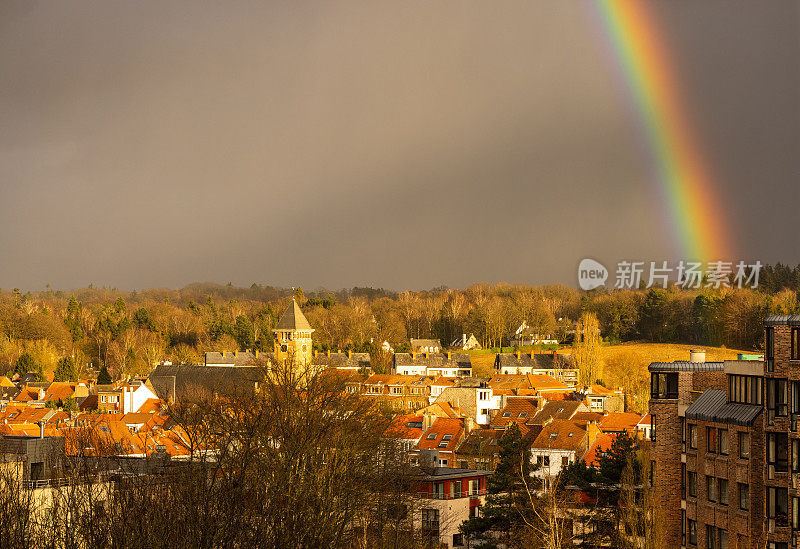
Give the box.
[531,420,587,451]
[583,433,616,466]
[599,412,642,432]
[417,418,464,452]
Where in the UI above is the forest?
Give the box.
[1,262,798,381]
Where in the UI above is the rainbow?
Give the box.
[590,0,731,261]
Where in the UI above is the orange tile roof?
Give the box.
[137,398,165,414]
[583,433,616,466]
[385,414,424,440]
[492,398,539,428]
[599,412,642,432]
[417,418,464,452]
[44,382,77,401]
[531,420,587,451]
[589,384,615,395]
[0,376,15,387]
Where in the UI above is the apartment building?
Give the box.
[649,335,783,549]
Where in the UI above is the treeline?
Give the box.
[0,266,798,379]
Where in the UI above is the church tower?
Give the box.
[273,299,314,372]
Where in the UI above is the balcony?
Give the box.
[424,488,487,500]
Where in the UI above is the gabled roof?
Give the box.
[386,414,424,440]
[275,299,313,331]
[495,353,576,370]
[492,398,539,428]
[310,352,371,369]
[417,418,464,452]
[583,433,615,466]
[531,420,587,451]
[393,353,471,369]
[0,376,15,387]
[598,412,642,433]
[528,400,585,425]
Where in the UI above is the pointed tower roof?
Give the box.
[275,299,313,331]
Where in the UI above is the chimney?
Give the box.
[425,352,429,358]
[419,449,439,474]
[447,351,451,359]
[412,352,417,360]
[462,334,467,346]
[465,416,475,436]
[38,421,44,439]
[221,351,225,358]
[552,350,557,357]
[690,349,706,363]
[515,350,521,359]
[313,350,317,357]
[348,350,352,358]
[423,411,435,432]
[326,350,331,357]
[234,350,238,357]
[255,350,259,358]
[531,352,536,359]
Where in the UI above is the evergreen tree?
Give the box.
[53,356,78,382]
[97,365,112,385]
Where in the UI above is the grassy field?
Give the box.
[469,342,755,379]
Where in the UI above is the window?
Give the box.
[442,434,453,441]
[432,483,444,499]
[793,439,800,472]
[768,378,788,417]
[426,433,436,440]
[651,414,656,442]
[768,486,788,527]
[561,456,569,467]
[768,432,789,472]
[537,455,550,467]
[681,510,686,545]
[688,424,697,449]
[452,533,464,547]
[439,459,447,467]
[650,372,679,399]
[706,476,716,502]
[729,374,763,405]
[480,409,489,416]
[468,479,480,495]
[681,463,686,499]
[707,427,717,454]
[739,432,750,459]
[766,326,775,371]
[717,529,728,549]
[502,411,511,418]
[718,478,728,505]
[719,429,728,455]
[681,417,686,450]
[738,483,749,510]
[706,525,716,549]
[687,518,697,545]
[794,497,800,530]
[421,509,439,533]
[518,412,527,418]
[793,327,800,360]
[687,471,697,498]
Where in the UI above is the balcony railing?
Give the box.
[424,488,487,500]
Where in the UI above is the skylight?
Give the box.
[442,434,453,441]
[427,433,437,440]
[549,433,558,439]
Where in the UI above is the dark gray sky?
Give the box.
[1,1,798,291]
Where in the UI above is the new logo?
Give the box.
[578,258,608,291]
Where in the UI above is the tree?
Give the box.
[619,446,664,549]
[53,356,79,382]
[97,365,112,385]
[233,315,256,350]
[573,312,602,386]
[14,352,40,379]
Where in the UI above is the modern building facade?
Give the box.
[650,318,800,549]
